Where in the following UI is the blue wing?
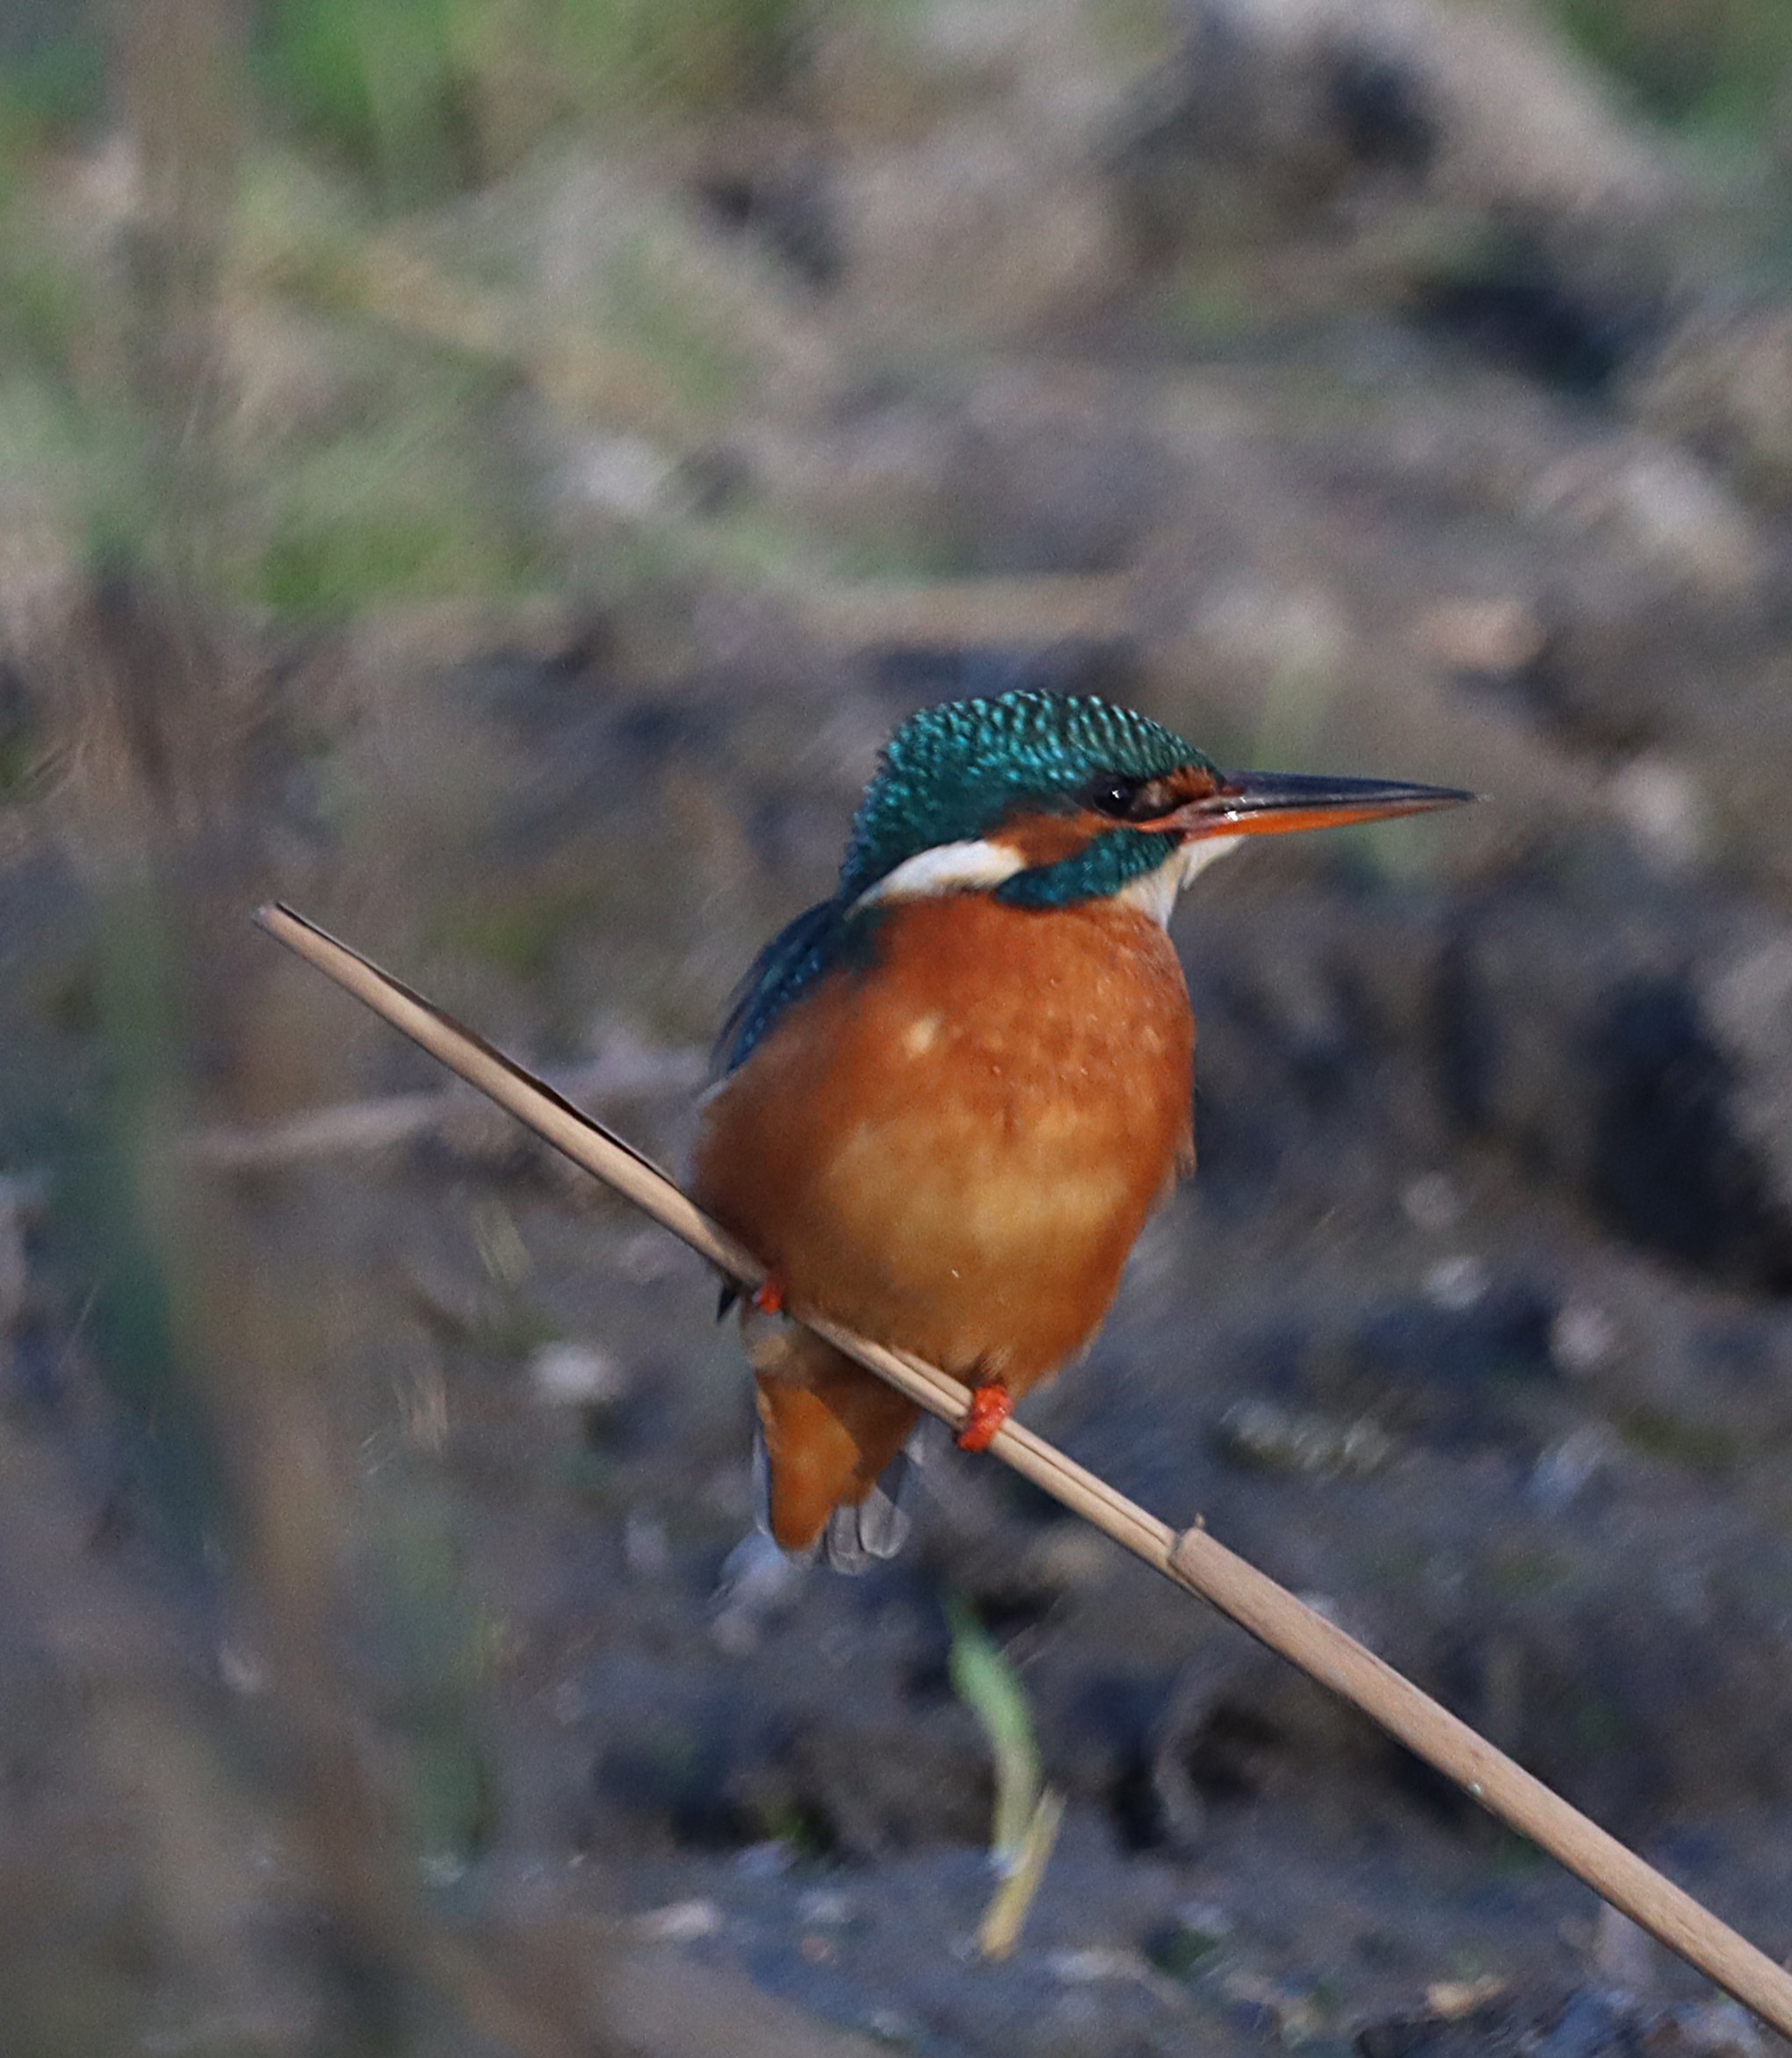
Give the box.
[712,897,851,1078]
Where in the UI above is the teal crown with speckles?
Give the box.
[840,690,1213,901]
[715,691,1213,1073]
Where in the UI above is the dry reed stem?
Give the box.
[255,901,1792,2044]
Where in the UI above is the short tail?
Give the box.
[752,1424,914,1571]
[746,1324,921,1571]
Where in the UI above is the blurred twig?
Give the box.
[186,1041,704,1169]
[259,899,1792,2047]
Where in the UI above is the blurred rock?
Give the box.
[1528,444,1761,599]
[1533,1989,1650,2057]
[711,1531,809,1655]
[743,1710,992,1857]
[1354,1982,1783,2058]
[1705,933,1792,1226]
[1593,1904,1653,1989]
[1442,896,1792,1289]
[693,148,845,293]
[940,370,1181,576]
[1647,2001,1772,2056]
[633,1897,724,1943]
[530,1340,629,1408]
[1634,303,1792,509]
[1211,1397,1398,1477]
[1109,0,1678,255]
[1356,1990,1521,2056]
[1411,598,1543,676]
[1412,227,1660,395]
[840,127,1127,343]
[1607,756,1707,875]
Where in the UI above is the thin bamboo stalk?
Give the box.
[255,902,1792,2043]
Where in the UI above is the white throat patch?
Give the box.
[1116,835,1241,926]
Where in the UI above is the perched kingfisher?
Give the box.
[691,691,1471,1568]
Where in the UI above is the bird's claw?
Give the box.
[956,1383,1012,1453]
[751,1275,786,1317]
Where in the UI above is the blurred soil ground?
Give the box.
[4,2,1792,2053]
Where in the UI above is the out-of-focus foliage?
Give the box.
[257,0,823,203]
[946,1592,1044,1869]
[0,0,861,623]
[1543,0,1792,138]
[4,0,832,196]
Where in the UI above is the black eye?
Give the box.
[1087,780,1138,816]
[1083,775,1174,822]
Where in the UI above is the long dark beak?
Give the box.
[1166,770,1478,840]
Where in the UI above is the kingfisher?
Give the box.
[691,690,1471,1569]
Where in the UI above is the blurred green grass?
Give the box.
[1539,0,1792,141]
[3,0,827,198]
[257,0,820,204]
[0,0,868,632]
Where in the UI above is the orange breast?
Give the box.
[691,892,1195,1392]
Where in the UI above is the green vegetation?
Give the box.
[7,0,842,211]
[0,0,854,637]
[1614,1402,1741,1475]
[254,0,820,207]
[945,1592,1066,1958]
[0,14,106,163]
[430,876,612,986]
[1539,0,1792,141]
[256,0,480,207]
[368,1487,502,1867]
[252,341,541,617]
[945,1592,1044,1867]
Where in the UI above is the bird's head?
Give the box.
[840,690,1472,919]
[713,690,1473,1072]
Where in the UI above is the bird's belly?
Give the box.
[811,1084,1165,1377]
[692,894,1194,1390]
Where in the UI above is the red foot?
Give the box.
[751,1275,785,1317]
[956,1383,1013,1453]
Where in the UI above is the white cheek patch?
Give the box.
[855,833,1240,924]
[853,839,1025,909]
[1116,836,1241,925]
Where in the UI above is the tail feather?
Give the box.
[750,1411,918,1571]
[820,1442,912,1571]
[747,1323,921,1568]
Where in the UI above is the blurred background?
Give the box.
[4,0,1792,2052]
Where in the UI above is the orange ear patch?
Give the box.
[1124,763,1222,828]
[995,767,1222,863]
[995,810,1110,870]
